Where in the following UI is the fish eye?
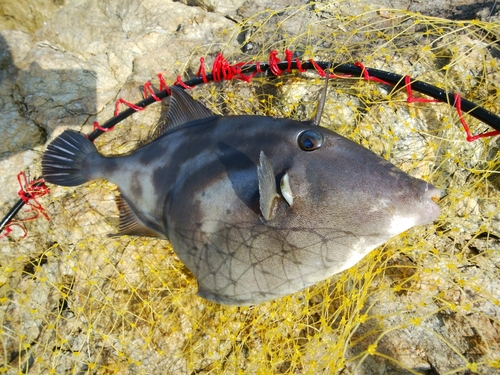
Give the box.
[297,130,324,151]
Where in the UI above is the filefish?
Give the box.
[42,81,441,305]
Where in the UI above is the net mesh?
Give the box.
[2,1,500,374]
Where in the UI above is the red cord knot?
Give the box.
[212,53,235,82]
[269,50,284,76]
[17,172,50,220]
[1,172,51,239]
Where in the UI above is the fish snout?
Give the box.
[425,185,442,204]
[418,184,442,225]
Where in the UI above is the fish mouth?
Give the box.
[426,185,442,203]
[421,184,442,224]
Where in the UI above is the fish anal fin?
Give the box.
[257,151,280,221]
[165,86,217,131]
[114,194,166,239]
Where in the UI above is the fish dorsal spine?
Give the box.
[310,69,330,127]
[257,151,280,221]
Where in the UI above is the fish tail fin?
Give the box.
[42,130,97,186]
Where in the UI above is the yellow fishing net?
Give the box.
[2,1,500,374]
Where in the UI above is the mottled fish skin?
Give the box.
[42,87,441,305]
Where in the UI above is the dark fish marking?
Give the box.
[216,142,260,215]
[151,166,168,201]
[130,171,143,198]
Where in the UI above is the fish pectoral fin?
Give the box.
[114,194,166,239]
[166,86,218,131]
[257,151,280,221]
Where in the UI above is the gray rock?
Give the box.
[0,31,45,155]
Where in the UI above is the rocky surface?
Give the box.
[0,0,499,374]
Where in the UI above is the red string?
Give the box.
[309,60,327,77]
[197,57,209,83]
[92,121,114,132]
[114,98,144,117]
[212,53,224,81]
[143,81,161,101]
[144,53,499,142]
[0,223,26,239]
[93,50,500,147]
[213,53,235,82]
[209,53,258,83]
[355,61,392,85]
[295,58,307,73]
[404,75,439,103]
[453,93,500,141]
[255,61,263,73]
[269,50,284,76]
[174,76,195,89]
[285,49,293,72]
[1,172,50,239]
[158,74,170,94]
[115,51,500,143]
[17,172,50,221]
[91,50,500,146]
[309,59,350,79]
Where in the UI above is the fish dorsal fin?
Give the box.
[115,193,166,238]
[257,151,280,221]
[166,86,216,130]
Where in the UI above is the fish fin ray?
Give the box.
[149,97,171,139]
[166,86,217,130]
[42,130,97,186]
[257,151,280,221]
[115,194,166,238]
